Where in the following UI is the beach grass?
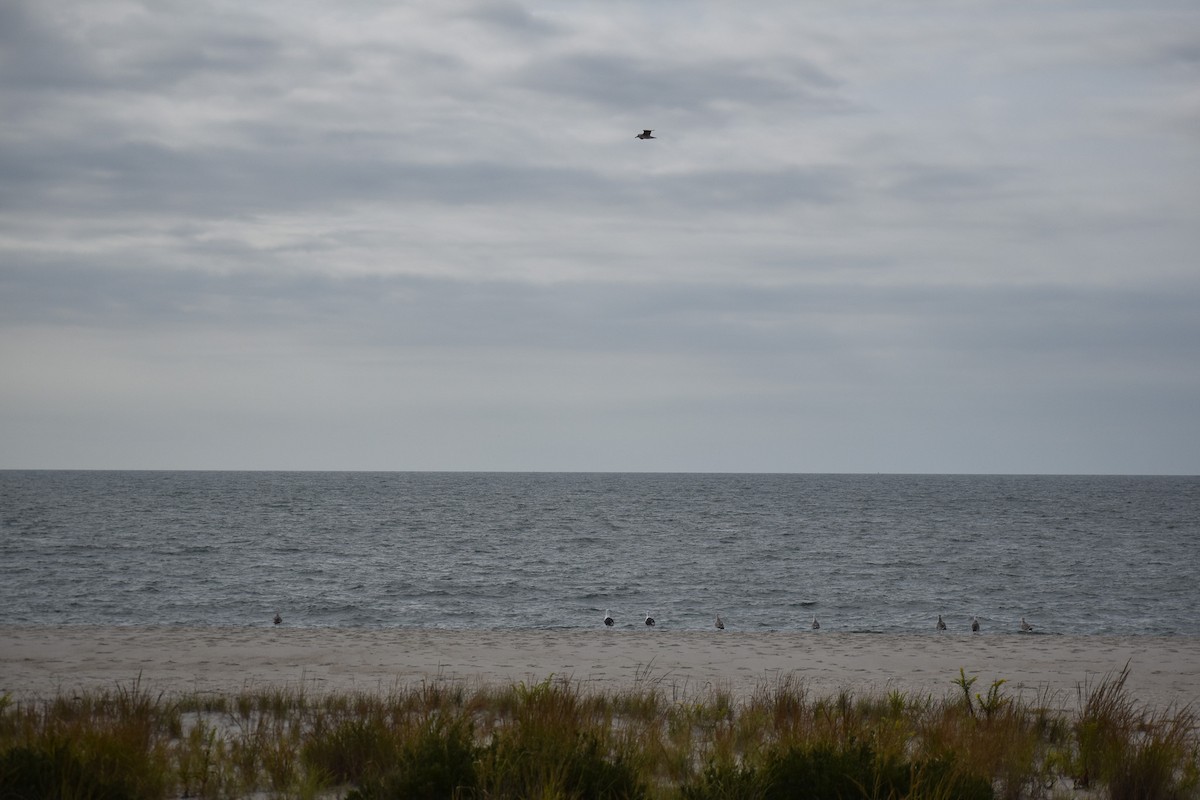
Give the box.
[1,667,1197,799]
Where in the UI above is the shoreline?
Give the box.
[3,626,1198,709]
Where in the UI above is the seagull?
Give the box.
[971,616,981,633]
[645,612,656,627]
[604,610,614,627]
[936,614,947,631]
[636,129,655,139]
[1020,617,1034,633]
[715,614,725,630]
[811,616,820,630]
[273,612,282,625]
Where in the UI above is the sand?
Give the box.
[3,626,1198,710]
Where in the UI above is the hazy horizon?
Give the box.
[2,468,1196,478]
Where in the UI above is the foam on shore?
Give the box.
[3,626,1198,709]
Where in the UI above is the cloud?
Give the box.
[1,0,1198,471]
[458,1,561,38]
[0,2,101,92]
[514,51,846,116]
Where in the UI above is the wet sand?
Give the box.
[3,626,1198,709]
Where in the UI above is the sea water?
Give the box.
[1,471,1197,634]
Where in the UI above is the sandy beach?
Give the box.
[3,626,1198,709]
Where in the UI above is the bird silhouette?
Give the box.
[715,614,725,630]
[936,614,947,631]
[645,612,656,627]
[636,129,655,139]
[604,610,614,627]
[971,616,981,633]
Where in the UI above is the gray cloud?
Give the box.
[0,133,858,221]
[515,52,846,115]
[1,0,1198,472]
[459,2,561,38]
[0,3,102,93]
[882,163,1018,204]
[5,256,1196,367]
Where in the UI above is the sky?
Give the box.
[2,1,1198,474]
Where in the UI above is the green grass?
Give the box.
[1,668,1196,799]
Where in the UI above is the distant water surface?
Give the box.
[1,472,1197,634]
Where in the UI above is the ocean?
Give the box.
[1,472,1197,635]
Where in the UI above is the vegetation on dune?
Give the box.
[0,666,1196,799]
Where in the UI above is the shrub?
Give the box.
[682,743,994,800]
[480,728,645,800]
[1,669,1195,799]
[303,715,400,785]
[1073,664,1139,790]
[0,740,142,800]
[1106,706,1199,800]
[344,715,479,800]
[679,759,764,800]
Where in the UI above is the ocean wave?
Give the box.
[2,472,1198,635]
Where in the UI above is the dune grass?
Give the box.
[0,666,1196,799]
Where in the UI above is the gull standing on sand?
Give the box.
[811,616,820,630]
[715,614,725,630]
[645,612,656,627]
[936,614,947,631]
[971,616,981,633]
[1020,617,1034,632]
[604,610,614,627]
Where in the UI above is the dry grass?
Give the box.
[1,667,1196,799]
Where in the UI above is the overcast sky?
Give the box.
[2,1,1198,473]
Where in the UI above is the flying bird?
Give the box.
[604,610,614,627]
[1020,617,1034,633]
[971,616,981,633]
[715,614,725,630]
[636,129,655,139]
[645,612,656,627]
[936,614,947,631]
